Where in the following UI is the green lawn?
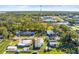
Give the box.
[10,40,19,46]
[0,39,10,54]
[39,48,65,54]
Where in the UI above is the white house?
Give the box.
[34,37,44,48]
[49,41,59,47]
[17,39,32,47]
[6,46,17,51]
[17,43,26,47]
[47,30,54,35]
[21,39,32,46]
[54,36,60,40]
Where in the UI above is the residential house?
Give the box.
[48,41,59,48]
[0,35,3,41]
[0,35,3,39]
[47,30,54,37]
[17,43,26,48]
[33,37,44,49]
[17,39,32,47]
[16,31,35,36]
[21,39,32,46]
[42,16,57,23]
[6,46,17,52]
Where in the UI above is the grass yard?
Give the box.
[10,40,19,46]
[0,39,10,54]
[39,48,65,54]
[6,51,15,54]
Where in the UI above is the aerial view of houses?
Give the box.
[0,5,79,54]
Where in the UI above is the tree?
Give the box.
[0,27,9,39]
[68,19,76,25]
[60,24,70,32]
[69,30,78,39]
[59,32,78,54]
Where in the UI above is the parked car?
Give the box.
[15,50,20,54]
[32,51,38,54]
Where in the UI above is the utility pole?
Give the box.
[40,5,42,17]
[38,5,42,21]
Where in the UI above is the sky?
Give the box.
[0,5,79,11]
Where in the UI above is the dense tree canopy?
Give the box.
[0,12,48,38]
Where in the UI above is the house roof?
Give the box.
[16,31,35,36]
[21,40,32,44]
[54,36,60,40]
[47,30,54,34]
[0,35,3,39]
[7,46,17,49]
[43,16,53,19]
[49,41,59,45]
[17,43,26,46]
[50,42,58,44]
